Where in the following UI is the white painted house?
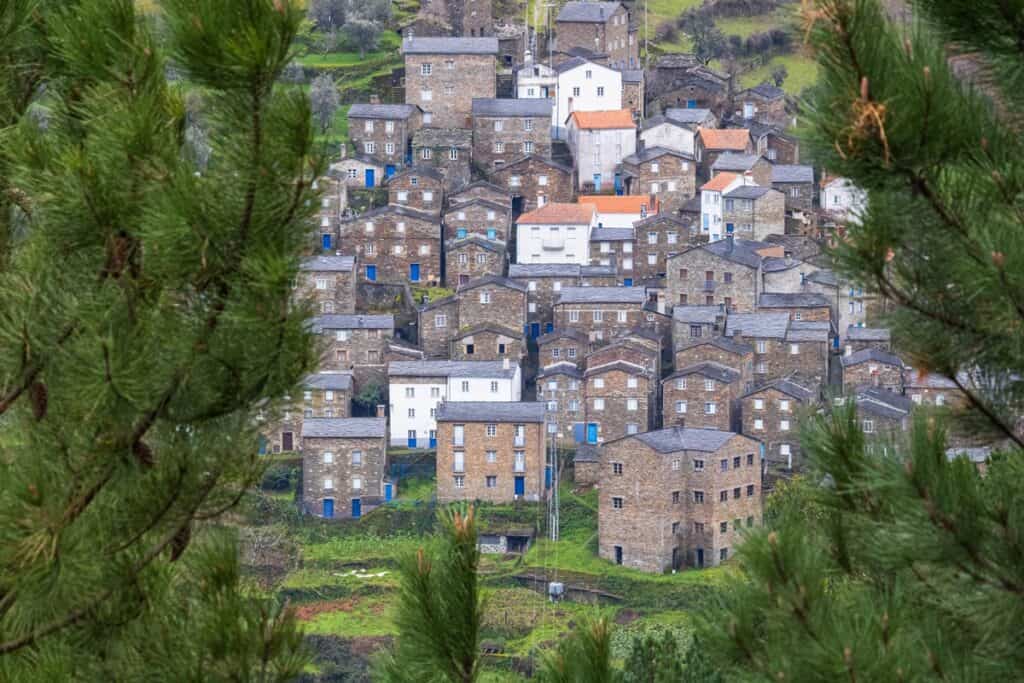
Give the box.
[700,171,748,241]
[387,360,522,448]
[566,109,637,192]
[516,54,556,100]
[639,116,700,156]
[553,58,623,139]
[580,194,657,229]
[515,203,597,264]
[821,176,867,222]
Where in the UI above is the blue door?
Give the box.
[366,265,377,281]
[530,323,540,338]
[429,430,437,448]
[687,99,697,108]
[614,174,623,195]
[545,322,554,333]
[623,278,633,287]
[410,263,420,282]
[351,498,362,518]
[593,173,602,191]
[586,423,598,444]
[322,499,334,518]
[407,430,417,449]
[322,233,332,250]
[384,483,393,502]
[726,223,735,234]
[573,423,585,443]
[385,164,396,178]
[365,169,375,188]
[545,466,552,489]
[456,228,467,239]
[487,228,497,240]
[514,476,525,496]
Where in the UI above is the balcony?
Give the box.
[542,236,565,250]
[701,280,717,292]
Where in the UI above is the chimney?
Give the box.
[637,139,645,153]
[524,50,533,66]
[732,329,743,344]
[369,93,381,105]
[376,404,386,418]
[339,143,347,160]
[503,357,511,370]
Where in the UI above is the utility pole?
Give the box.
[644,0,649,70]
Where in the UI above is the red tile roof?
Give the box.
[701,172,740,192]
[569,109,636,130]
[578,195,659,215]
[517,202,596,225]
[699,127,751,151]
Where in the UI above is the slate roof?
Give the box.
[741,378,814,401]
[341,203,438,224]
[640,115,691,132]
[584,360,648,377]
[805,269,839,287]
[619,69,644,82]
[413,127,472,147]
[634,213,689,229]
[665,361,741,383]
[303,372,354,391]
[557,1,623,22]
[557,287,647,304]
[301,417,386,439]
[401,37,499,55]
[436,401,546,423]
[842,348,904,367]
[509,263,581,278]
[386,165,444,183]
[771,165,815,184]
[301,255,356,272]
[622,146,693,164]
[846,326,891,342]
[574,443,601,462]
[417,294,457,313]
[450,322,523,339]
[472,98,553,117]
[632,426,739,453]
[581,264,618,278]
[855,389,913,419]
[590,227,635,241]
[711,152,763,172]
[554,56,592,74]
[311,315,394,331]
[673,305,723,324]
[677,336,754,355]
[388,360,518,379]
[538,361,584,379]
[457,274,528,293]
[758,292,832,308]
[448,235,507,253]
[537,328,588,345]
[664,107,714,124]
[726,312,791,339]
[444,196,510,214]
[724,185,771,200]
[743,82,786,100]
[786,321,831,343]
[494,154,574,174]
[348,103,420,120]
[680,237,772,270]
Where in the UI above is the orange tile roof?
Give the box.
[517,202,596,225]
[699,127,751,151]
[701,172,740,192]
[569,109,636,130]
[578,195,659,215]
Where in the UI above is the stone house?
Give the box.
[312,314,394,389]
[649,58,731,117]
[435,401,547,503]
[854,387,913,437]
[903,369,968,410]
[537,362,586,448]
[442,197,511,244]
[619,68,645,119]
[449,323,524,363]
[727,313,830,388]
[667,238,777,312]
[445,236,507,288]
[710,153,773,187]
[843,326,892,354]
[417,275,527,358]
[301,372,354,419]
[674,337,755,389]
[735,83,789,128]
[620,147,696,212]
[589,227,635,284]
[386,166,446,214]
[402,36,498,129]
[583,359,655,443]
[672,305,727,348]
[339,205,441,285]
[748,122,800,165]
[842,349,905,393]
[721,185,786,242]
[662,362,742,431]
[490,155,575,214]
[509,262,619,336]
[757,292,833,322]
[313,176,344,253]
[574,443,601,485]
[739,379,815,481]
[566,110,637,193]
[515,202,598,265]
[299,255,357,315]
[552,58,624,139]
[770,165,816,212]
[696,128,754,180]
[587,338,661,380]
[553,286,670,349]
[597,427,763,572]
[634,214,691,280]
[448,179,511,207]
[418,295,459,358]
[330,155,387,191]
[538,328,589,369]
[639,115,700,157]
[555,2,638,70]
[471,98,553,171]
[412,128,473,190]
[516,55,556,99]
[347,103,423,173]
[302,418,388,519]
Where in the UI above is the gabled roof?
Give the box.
[581,264,618,278]
[741,379,814,401]
[574,443,600,462]
[457,274,528,293]
[673,305,724,324]
[556,286,647,305]
[388,360,518,379]
[845,326,891,342]
[724,185,772,200]
[304,372,354,391]
[758,292,832,308]
[301,255,356,272]
[472,98,553,117]
[584,359,648,377]
[302,417,386,439]
[417,294,457,313]
[311,314,394,331]
[556,1,624,23]
[443,196,510,215]
[619,69,644,83]
[742,82,786,100]
[537,328,588,345]
[509,263,581,278]
[711,152,763,172]
[841,348,904,367]
[341,203,438,224]
[448,235,507,253]
[569,109,636,130]
[386,165,445,184]
[640,115,693,132]
[786,321,830,343]
[348,103,421,120]
[517,202,596,225]
[665,361,741,383]
[634,213,689,229]
[726,312,791,339]
[629,426,740,453]
[771,165,814,184]
[538,361,584,379]
[699,127,751,151]
[401,36,499,55]
[622,146,694,165]
[450,322,522,340]
[449,179,511,202]
[671,237,772,270]
[855,388,913,419]
[436,401,546,423]
[701,172,740,192]
[590,227,635,241]
[492,154,574,174]
[665,107,715,124]
[676,336,754,356]
[580,195,658,215]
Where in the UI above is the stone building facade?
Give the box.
[739,380,814,482]
[553,287,671,349]
[386,166,446,214]
[770,165,816,212]
[339,205,441,285]
[555,2,638,70]
[450,323,525,363]
[347,103,423,170]
[312,315,394,389]
[583,361,655,443]
[418,296,459,359]
[489,156,575,214]
[721,186,786,242]
[842,349,905,393]
[471,98,553,171]
[299,255,357,315]
[726,314,830,389]
[509,263,618,335]
[417,276,527,359]
[674,337,755,388]
[662,362,742,431]
[537,362,585,448]
[843,327,892,354]
[597,428,763,572]
[633,214,691,281]
[672,305,727,348]
[402,36,498,129]
[538,329,588,369]
[588,228,634,282]
[435,402,547,503]
[445,236,507,288]
[620,69,645,119]
[757,293,832,322]
[301,373,354,419]
[301,418,387,519]
[442,197,511,244]
[620,148,696,213]
[412,128,473,190]
[667,240,765,311]
[448,179,511,207]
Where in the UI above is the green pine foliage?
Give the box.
[621,630,684,683]
[537,615,618,683]
[0,0,319,678]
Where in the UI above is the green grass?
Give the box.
[395,475,436,503]
[412,285,455,302]
[718,8,793,38]
[302,533,427,564]
[301,595,396,637]
[741,53,819,94]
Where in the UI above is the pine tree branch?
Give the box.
[0,323,77,417]
[947,372,1024,449]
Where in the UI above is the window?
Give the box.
[747,484,755,497]
[435,314,447,328]
[572,86,580,97]
[352,477,363,491]
[733,487,741,499]
[672,490,681,504]
[593,398,605,410]
[421,89,432,101]
[509,175,521,187]
[779,399,791,412]
[324,478,334,490]
[936,394,946,406]
[485,423,497,437]
[524,141,534,154]
[672,459,682,471]
[612,497,623,509]
[493,141,505,153]
[720,548,729,561]
[862,420,875,433]
[335,330,350,342]
[528,302,537,313]
[593,310,603,322]
[546,400,557,412]
[694,522,705,534]
[324,391,334,402]
[454,475,465,488]
[420,63,432,75]
[627,398,638,411]
[568,399,579,412]
[627,376,638,388]
[676,378,687,390]
[720,459,729,472]
[445,59,454,70]
[756,361,767,374]
[461,381,470,392]
[675,400,687,414]
[567,347,576,358]
[585,69,592,79]
[396,190,408,202]
[493,120,504,132]
[483,475,497,489]
[523,119,534,131]
[693,459,704,471]
[693,491,704,503]
[322,451,334,464]
[648,254,657,265]
[705,402,717,415]
[364,141,376,154]
[407,408,415,418]
[790,343,800,355]
[780,419,791,431]
[396,221,406,233]
[756,340,767,354]
[538,175,548,186]
[347,168,357,179]
[430,387,440,398]
[704,379,715,392]
[490,381,499,393]
[754,418,764,431]
[405,387,415,398]
[720,521,728,533]
[617,310,629,324]
[449,148,459,161]
[385,120,395,134]
[597,86,605,96]
[569,310,580,322]
[594,378,605,389]
[612,462,623,475]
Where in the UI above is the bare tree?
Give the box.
[310,73,341,135]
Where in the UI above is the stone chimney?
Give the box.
[369,94,381,105]
[503,357,511,370]
[732,329,743,345]
[376,404,386,418]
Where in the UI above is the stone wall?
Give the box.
[340,209,441,285]
[299,267,357,315]
[435,419,545,503]
[661,373,738,430]
[667,251,758,311]
[624,153,696,213]
[472,114,552,171]
[739,387,806,482]
[490,157,575,214]
[303,436,387,518]
[418,297,459,359]
[404,52,496,129]
[583,366,654,443]
[445,240,507,288]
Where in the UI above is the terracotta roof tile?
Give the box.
[517,202,596,225]
[701,172,740,192]
[699,127,751,151]
[578,195,659,215]
[569,109,636,129]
